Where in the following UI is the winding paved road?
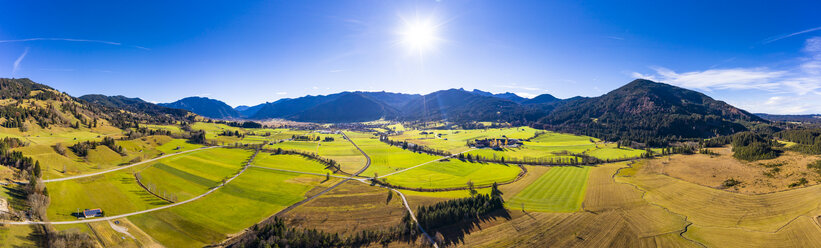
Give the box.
[1,149,258,225]
[43,146,219,183]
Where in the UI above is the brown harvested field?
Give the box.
[281,180,408,235]
[422,162,697,247]
[686,216,821,248]
[619,160,821,246]
[659,146,821,194]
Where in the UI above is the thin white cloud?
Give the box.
[276,92,287,95]
[631,67,787,91]
[12,47,29,75]
[763,26,821,44]
[634,36,821,114]
[328,69,344,73]
[0,37,149,50]
[636,37,821,96]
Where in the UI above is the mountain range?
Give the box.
[2,77,772,145]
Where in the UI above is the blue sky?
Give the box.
[2,0,821,113]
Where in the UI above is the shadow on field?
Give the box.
[431,209,512,246]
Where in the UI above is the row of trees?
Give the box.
[220,130,246,138]
[123,127,174,140]
[227,217,405,248]
[378,135,451,157]
[267,148,341,172]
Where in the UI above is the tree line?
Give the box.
[774,128,821,154]
[409,183,504,231]
[265,147,342,172]
[378,135,452,157]
[700,131,781,161]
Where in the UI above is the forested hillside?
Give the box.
[0,78,190,130]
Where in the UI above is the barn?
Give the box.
[83,208,103,218]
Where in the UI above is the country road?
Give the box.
[1,149,258,225]
[43,146,219,183]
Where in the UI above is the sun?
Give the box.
[399,18,440,54]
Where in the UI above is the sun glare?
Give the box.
[399,19,440,55]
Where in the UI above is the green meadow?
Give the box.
[382,160,521,189]
[45,148,249,221]
[505,166,591,212]
[253,153,334,175]
[128,167,323,247]
[346,132,443,176]
[136,148,251,201]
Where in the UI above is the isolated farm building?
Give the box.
[83,208,103,218]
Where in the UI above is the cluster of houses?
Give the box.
[473,138,523,149]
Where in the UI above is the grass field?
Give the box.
[253,153,335,175]
[381,160,521,189]
[129,167,327,247]
[46,169,170,221]
[136,148,251,201]
[46,148,248,221]
[265,133,367,173]
[393,127,541,153]
[506,166,590,212]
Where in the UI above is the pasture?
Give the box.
[128,167,326,247]
[253,153,334,175]
[381,160,521,189]
[505,166,590,212]
[135,148,251,201]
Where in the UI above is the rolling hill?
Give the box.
[79,94,190,118]
[536,79,765,146]
[0,78,187,129]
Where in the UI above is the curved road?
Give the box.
[1,149,258,225]
[43,146,219,183]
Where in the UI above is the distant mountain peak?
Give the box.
[160,96,240,119]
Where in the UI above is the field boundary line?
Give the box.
[42,146,220,183]
[133,172,175,203]
[1,148,259,225]
[610,161,706,248]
